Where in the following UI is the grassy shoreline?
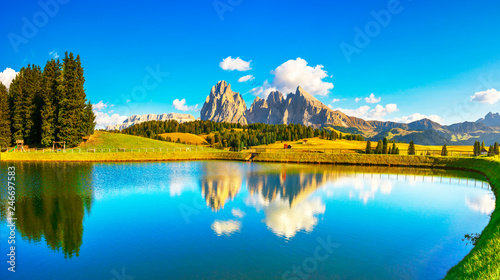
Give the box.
[1,151,498,279]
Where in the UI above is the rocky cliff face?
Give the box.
[245,86,376,128]
[201,81,377,128]
[106,113,195,130]
[200,81,248,125]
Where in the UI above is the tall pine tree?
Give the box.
[365,140,371,154]
[26,65,43,144]
[0,83,11,148]
[57,52,88,147]
[382,138,388,154]
[408,141,416,155]
[441,144,448,156]
[9,68,25,143]
[82,100,96,136]
[375,140,383,154]
[40,59,60,147]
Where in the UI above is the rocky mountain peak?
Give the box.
[267,90,284,105]
[211,80,231,96]
[477,112,500,127]
[201,80,248,125]
[295,86,316,100]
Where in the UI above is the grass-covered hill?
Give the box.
[79,131,195,149]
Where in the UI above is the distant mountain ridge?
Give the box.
[477,112,500,127]
[106,113,195,130]
[200,81,500,145]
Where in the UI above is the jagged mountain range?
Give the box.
[200,81,500,145]
[106,113,195,130]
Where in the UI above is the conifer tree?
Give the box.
[389,143,396,154]
[375,140,383,154]
[26,65,43,144]
[441,144,448,156]
[9,68,25,143]
[488,145,494,157]
[495,142,499,155]
[82,100,96,136]
[57,52,87,147]
[382,138,388,154]
[0,83,11,148]
[481,141,486,152]
[40,59,60,147]
[365,140,371,154]
[473,141,480,156]
[408,141,416,155]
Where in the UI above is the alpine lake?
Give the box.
[0,161,495,280]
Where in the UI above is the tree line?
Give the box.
[365,138,400,154]
[0,52,95,148]
[119,120,365,150]
[473,140,499,157]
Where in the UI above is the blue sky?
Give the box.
[2,0,500,128]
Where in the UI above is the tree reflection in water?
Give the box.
[0,163,93,258]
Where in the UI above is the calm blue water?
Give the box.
[0,161,495,280]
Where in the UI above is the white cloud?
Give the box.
[0,68,18,89]
[326,176,393,204]
[470,88,500,104]
[335,104,398,121]
[251,58,334,97]
[92,101,108,111]
[250,80,277,98]
[92,101,127,129]
[238,75,255,83]
[355,97,362,102]
[231,208,245,218]
[49,50,59,59]
[335,105,371,118]
[365,93,381,104]
[466,195,495,215]
[366,104,398,120]
[211,220,241,236]
[262,197,325,239]
[173,99,199,111]
[327,99,341,110]
[93,111,128,129]
[219,56,252,71]
[391,113,443,124]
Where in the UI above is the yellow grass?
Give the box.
[254,137,473,153]
[159,132,208,145]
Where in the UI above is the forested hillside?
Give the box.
[120,120,365,150]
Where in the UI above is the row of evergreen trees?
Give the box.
[473,141,499,157]
[0,52,95,148]
[319,129,365,141]
[365,138,400,154]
